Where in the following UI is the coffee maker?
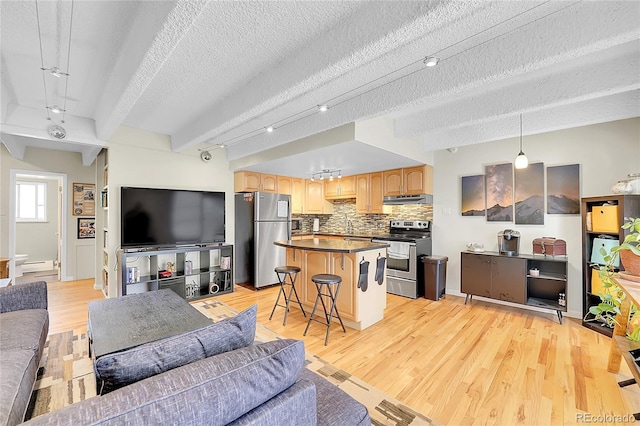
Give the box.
[498,229,520,256]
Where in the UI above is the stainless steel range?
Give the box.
[372,220,432,298]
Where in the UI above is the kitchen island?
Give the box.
[274,238,389,330]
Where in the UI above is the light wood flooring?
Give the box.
[46,279,639,425]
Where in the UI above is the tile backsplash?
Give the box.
[293,199,433,234]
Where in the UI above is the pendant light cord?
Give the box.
[35,0,73,125]
[520,114,523,152]
[35,0,51,123]
[61,0,74,124]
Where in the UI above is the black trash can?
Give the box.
[420,255,448,301]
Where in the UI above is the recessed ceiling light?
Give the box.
[423,56,439,67]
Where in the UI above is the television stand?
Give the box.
[117,244,233,300]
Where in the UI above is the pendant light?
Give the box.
[514,114,528,169]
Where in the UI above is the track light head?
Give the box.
[423,56,439,67]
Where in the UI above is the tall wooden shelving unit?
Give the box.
[96,150,109,297]
[581,194,640,336]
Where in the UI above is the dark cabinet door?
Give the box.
[491,256,527,304]
[461,253,492,297]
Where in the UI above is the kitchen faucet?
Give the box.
[344,214,353,234]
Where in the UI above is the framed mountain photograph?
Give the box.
[461,175,485,216]
[485,163,513,222]
[515,162,544,225]
[547,164,580,214]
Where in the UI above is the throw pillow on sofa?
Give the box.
[95,304,257,394]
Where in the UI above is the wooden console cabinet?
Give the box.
[461,251,567,323]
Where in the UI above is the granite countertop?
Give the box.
[291,231,390,239]
[275,238,389,253]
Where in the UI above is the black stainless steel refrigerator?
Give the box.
[235,192,291,288]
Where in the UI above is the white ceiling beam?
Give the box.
[93,1,209,141]
[0,133,26,160]
[422,90,640,150]
[208,1,640,161]
[395,45,640,136]
[81,145,102,166]
[170,1,493,152]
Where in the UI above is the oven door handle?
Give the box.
[372,239,417,247]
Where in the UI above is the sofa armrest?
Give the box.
[0,281,48,313]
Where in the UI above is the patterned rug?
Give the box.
[26,299,438,425]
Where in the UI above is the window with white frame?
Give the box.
[16,181,47,222]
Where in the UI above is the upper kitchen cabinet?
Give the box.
[290,178,304,214]
[324,175,356,199]
[277,176,292,194]
[356,172,384,214]
[383,165,433,196]
[234,171,278,193]
[305,179,334,214]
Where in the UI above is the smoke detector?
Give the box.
[200,150,212,162]
[48,125,66,139]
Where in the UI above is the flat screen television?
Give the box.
[121,187,225,248]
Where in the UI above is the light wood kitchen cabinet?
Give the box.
[277,176,292,194]
[331,253,356,321]
[324,175,356,199]
[382,165,433,196]
[290,178,304,214]
[404,165,433,195]
[234,171,278,193]
[356,172,384,214]
[304,180,334,214]
[382,169,403,196]
[302,250,332,306]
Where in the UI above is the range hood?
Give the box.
[383,194,433,205]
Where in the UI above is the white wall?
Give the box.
[104,126,234,296]
[432,117,640,318]
[0,145,96,280]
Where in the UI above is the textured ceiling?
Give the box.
[1,0,638,171]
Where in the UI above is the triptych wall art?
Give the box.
[461,163,580,225]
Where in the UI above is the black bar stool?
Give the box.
[269,266,306,325]
[304,273,346,345]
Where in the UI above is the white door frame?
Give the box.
[9,169,68,282]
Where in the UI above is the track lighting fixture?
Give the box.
[318,104,328,112]
[41,66,69,78]
[310,169,341,182]
[46,105,65,114]
[266,126,274,133]
[423,56,439,67]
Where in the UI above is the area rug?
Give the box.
[26,299,438,425]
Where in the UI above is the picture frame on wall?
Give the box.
[547,164,580,214]
[78,218,96,239]
[73,183,96,216]
[485,163,513,222]
[461,175,485,216]
[515,162,544,225]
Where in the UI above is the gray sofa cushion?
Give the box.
[0,349,38,426]
[26,339,306,426]
[94,304,257,393]
[298,368,371,425]
[228,379,317,425]
[0,309,49,358]
[0,281,48,314]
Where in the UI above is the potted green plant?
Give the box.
[586,217,640,341]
